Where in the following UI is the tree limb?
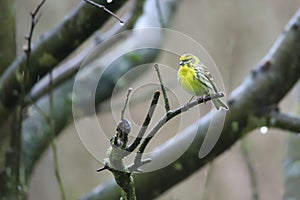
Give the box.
[0,0,16,172]
[283,83,300,200]
[0,0,129,124]
[81,8,300,200]
[267,111,300,133]
[0,0,16,75]
[20,0,178,182]
[28,0,144,103]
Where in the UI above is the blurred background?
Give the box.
[14,0,300,199]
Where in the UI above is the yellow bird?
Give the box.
[177,53,229,110]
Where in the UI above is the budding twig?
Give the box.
[24,0,46,59]
[154,64,170,112]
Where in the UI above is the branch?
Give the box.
[0,0,129,124]
[0,1,46,198]
[283,133,300,200]
[253,106,300,133]
[136,93,224,157]
[99,90,160,199]
[155,0,165,27]
[0,0,16,74]
[240,140,259,200]
[23,0,46,59]
[82,8,300,200]
[29,0,145,103]
[154,64,170,112]
[19,0,173,183]
[102,73,223,197]
[13,0,177,197]
[126,91,161,153]
[121,88,133,121]
[83,0,124,24]
[129,93,224,172]
[28,12,132,104]
[267,110,300,133]
[48,72,66,200]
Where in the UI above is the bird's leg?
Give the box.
[201,95,208,104]
[182,96,195,111]
[188,95,195,102]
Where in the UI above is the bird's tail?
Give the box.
[212,98,229,111]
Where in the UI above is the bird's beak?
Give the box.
[179,61,184,66]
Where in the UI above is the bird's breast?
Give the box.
[178,66,194,77]
[178,66,197,94]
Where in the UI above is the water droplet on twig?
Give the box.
[259,126,269,135]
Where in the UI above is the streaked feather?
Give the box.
[178,53,229,110]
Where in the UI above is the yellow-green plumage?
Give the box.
[178,53,229,110]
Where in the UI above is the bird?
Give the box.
[177,53,229,110]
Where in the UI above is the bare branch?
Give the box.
[82,8,300,200]
[0,0,16,74]
[154,64,170,112]
[267,110,300,133]
[126,90,161,153]
[135,93,224,161]
[0,0,129,125]
[2,1,46,198]
[155,0,165,27]
[83,0,124,24]
[121,88,133,120]
[24,0,46,58]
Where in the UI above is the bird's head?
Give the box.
[179,53,200,67]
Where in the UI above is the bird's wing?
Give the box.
[199,63,219,94]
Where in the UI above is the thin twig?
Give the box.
[27,17,129,105]
[154,64,170,112]
[139,93,224,152]
[83,0,124,24]
[155,0,165,27]
[23,0,46,98]
[121,88,133,120]
[201,163,213,200]
[240,140,259,200]
[267,110,300,133]
[24,0,46,60]
[28,98,49,120]
[23,3,67,195]
[49,72,66,200]
[126,91,161,153]
[128,158,151,172]
[97,165,109,172]
[11,0,46,197]
[133,93,224,168]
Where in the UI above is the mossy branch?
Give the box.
[98,62,226,199]
[82,8,300,200]
[0,0,129,125]
[0,0,16,75]
[266,110,300,133]
[0,1,46,199]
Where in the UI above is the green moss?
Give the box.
[231,121,239,132]
[15,71,24,84]
[38,53,58,68]
[174,162,183,171]
[127,53,141,63]
[72,39,81,47]
[247,114,267,128]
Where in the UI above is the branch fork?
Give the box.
[97,64,228,199]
